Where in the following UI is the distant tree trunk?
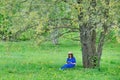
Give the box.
[51,28,59,45]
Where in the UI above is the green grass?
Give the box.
[0,40,120,80]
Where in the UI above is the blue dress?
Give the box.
[61,57,76,70]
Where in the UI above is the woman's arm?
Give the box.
[71,57,76,64]
[71,62,76,64]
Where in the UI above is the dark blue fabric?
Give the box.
[66,57,76,63]
[61,57,76,70]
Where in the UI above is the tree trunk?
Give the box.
[51,28,59,45]
[97,24,108,67]
[80,24,98,68]
[77,0,110,68]
[79,24,108,68]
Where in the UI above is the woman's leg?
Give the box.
[61,64,75,70]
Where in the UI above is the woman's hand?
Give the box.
[71,63,76,64]
[67,61,76,64]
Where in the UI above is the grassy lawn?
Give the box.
[0,40,120,80]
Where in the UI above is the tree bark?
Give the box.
[78,0,98,68]
[97,24,108,67]
[80,24,97,68]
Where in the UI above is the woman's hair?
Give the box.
[68,52,73,58]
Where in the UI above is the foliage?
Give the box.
[0,0,120,44]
